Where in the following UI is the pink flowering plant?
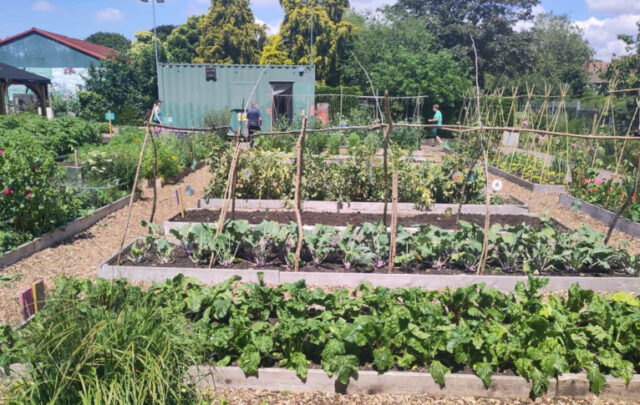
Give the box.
[0,135,79,250]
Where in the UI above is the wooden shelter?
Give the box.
[0,62,50,117]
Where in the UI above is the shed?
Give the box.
[0,28,115,98]
[0,62,50,117]
[158,63,315,130]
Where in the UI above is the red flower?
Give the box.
[4,188,14,195]
[0,149,4,156]
[25,189,31,199]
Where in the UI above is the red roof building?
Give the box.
[0,28,115,60]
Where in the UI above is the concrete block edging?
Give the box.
[189,366,640,400]
[558,193,640,238]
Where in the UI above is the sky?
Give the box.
[0,0,638,61]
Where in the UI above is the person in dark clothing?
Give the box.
[246,103,262,146]
[247,103,262,133]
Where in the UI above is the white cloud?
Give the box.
[96,8,124,23]
[350,0,395,12]
[513,4,546,32]
[575,14,640,60]
[256,17,281,36]
[585,0,640,14]
[32,1,55,12]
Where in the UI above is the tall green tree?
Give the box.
[342,16,471,108]
[390,0,540,83]
[151,24,177,42]
[195,0,265,64]
[165,16,202,63]
[279,0,355,85]
[130,31,167,105]
[529,13,593,95]
[607,22,640,90]
[260,34,294,65]
[85,32,130,52]
[84,53,147,123]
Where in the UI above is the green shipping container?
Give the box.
[158,63,315,130]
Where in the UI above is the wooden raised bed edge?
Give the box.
[0,193,140,270]
[558,193,640,238]
[98,240,640,292]
[187,366,640,400]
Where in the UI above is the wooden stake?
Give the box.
[108,110,113,137]
[388,169,398,274]
[210,131,242,268]
[382,90,393,225]
[293,115,308,272]
[178,188,185,219]
[117,127,150,265]
[149,130,158,223]
[73,149,79,166]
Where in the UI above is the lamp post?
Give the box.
[300,0,322,66]
[141,0,164,106]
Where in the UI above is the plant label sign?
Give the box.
[105,112,115,121]
[20,279,46,320]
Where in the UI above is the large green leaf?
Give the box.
[473,362,493,388]
[429,360,450,388]
[373,347,394,372]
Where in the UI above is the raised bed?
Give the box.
[188,366,640,400]
[197,198,529,215]
[0,193,139,269]
[98,241,640,292]
[487,165,566,193]
[558,193,640,238]
[442,146,566,193]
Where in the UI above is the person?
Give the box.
[151,100,163,130]
[246,103,262,142]
[427,104,443,145]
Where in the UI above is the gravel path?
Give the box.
[205,388,640,404]
[494,174,640,254]
[0,166,212,325]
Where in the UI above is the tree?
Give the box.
[85,32,130,52]
[528,13,593,95]
[165,16,202,63]
[260,35,293,65]
[607,21,640,91]
[151,24,177,42]
[342,15,471,108]
[195,0,265,64]
[130,31,167,104]
[389,0,540,84]
[279,0,355,85]
[84,53,147,123]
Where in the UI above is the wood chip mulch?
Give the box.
[205,388,640,405]
[0,166,212,326]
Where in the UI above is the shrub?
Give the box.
[0,135,79,238]
[306,133,328,154]
[347,133,362,154]
[327,133,343,155]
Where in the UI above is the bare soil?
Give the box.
[169,209,550,230]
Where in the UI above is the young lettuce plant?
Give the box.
[338,225,374,270]
[242,221,287,267]
[489,224,525,273]
[304,224,338,266]
[358,222,390,271]
[413,225,453,270]
[127,239,149,263]
[155,238,176,264]
[451,221,484,273]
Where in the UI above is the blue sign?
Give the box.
[105,112,115,121]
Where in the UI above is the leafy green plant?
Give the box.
[327,132,343,155]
